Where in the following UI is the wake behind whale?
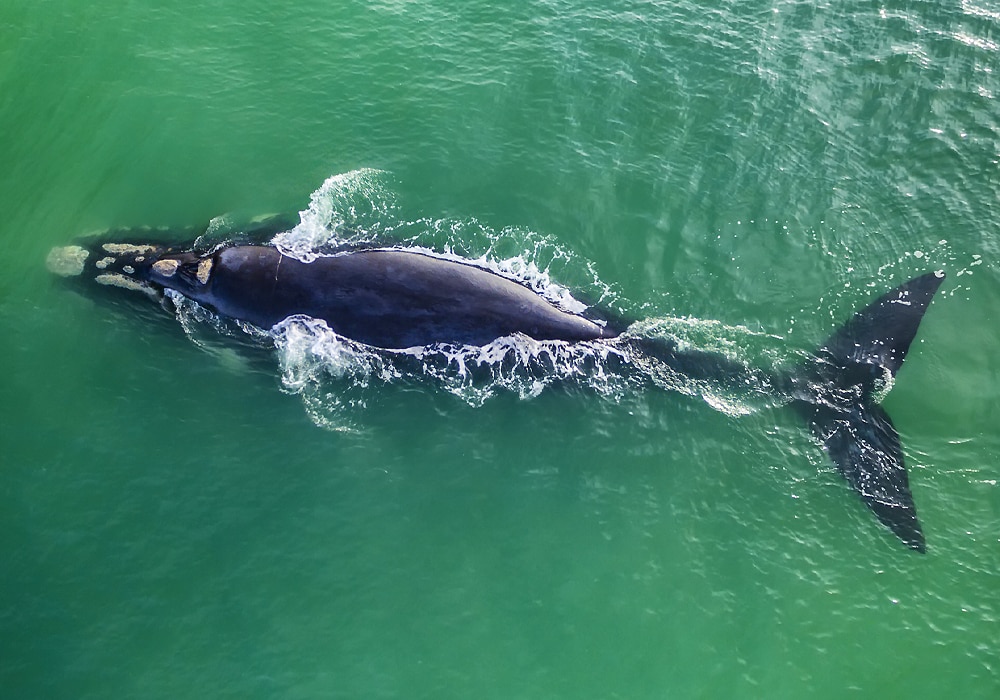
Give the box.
[46,172,946,552]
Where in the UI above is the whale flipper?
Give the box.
[795,272,945,552]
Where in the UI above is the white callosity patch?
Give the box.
[196,258,213,284]
[101,243,157,255]
[95,273,147,291]
[95,273,159,300]
[95,257,115,269]
[45,246,89,277]
[152,259,180,276]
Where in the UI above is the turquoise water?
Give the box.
[2,1,999,697]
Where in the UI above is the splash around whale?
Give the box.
[47,206,946,553]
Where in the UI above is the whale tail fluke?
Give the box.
[794,272,946,552]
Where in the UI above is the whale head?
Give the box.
[47,239,173,303]
[45,232,221,323]
[47,214,297,313]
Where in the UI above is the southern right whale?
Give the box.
[47,224,946,552]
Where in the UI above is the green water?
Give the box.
[2,1,998,697]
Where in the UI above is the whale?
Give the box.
[46,223,946,552]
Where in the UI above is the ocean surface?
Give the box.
[2,1,998,697]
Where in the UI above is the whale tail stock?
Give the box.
[625,272,945,551]
[789,271,946,552]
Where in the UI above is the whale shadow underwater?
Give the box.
[47,215,946,552]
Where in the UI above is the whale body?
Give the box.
[47,226,946,552]
[181,246,616,348]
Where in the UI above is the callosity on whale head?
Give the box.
[46,214,298,314]
[47,239,175,302]
[46,236,232,332]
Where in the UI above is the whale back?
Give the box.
[200,247,613,348]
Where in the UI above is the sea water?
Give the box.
[1,1,997,698]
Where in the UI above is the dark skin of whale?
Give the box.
[48,233,946,552]
[181,246,617,349]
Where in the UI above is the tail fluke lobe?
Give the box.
[796,272,945,552]
[814,272,946,386]
[802,402,925,551]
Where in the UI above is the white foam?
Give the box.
[267,314,637,428]
[272,168,397,262]
[265,309,781,429]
